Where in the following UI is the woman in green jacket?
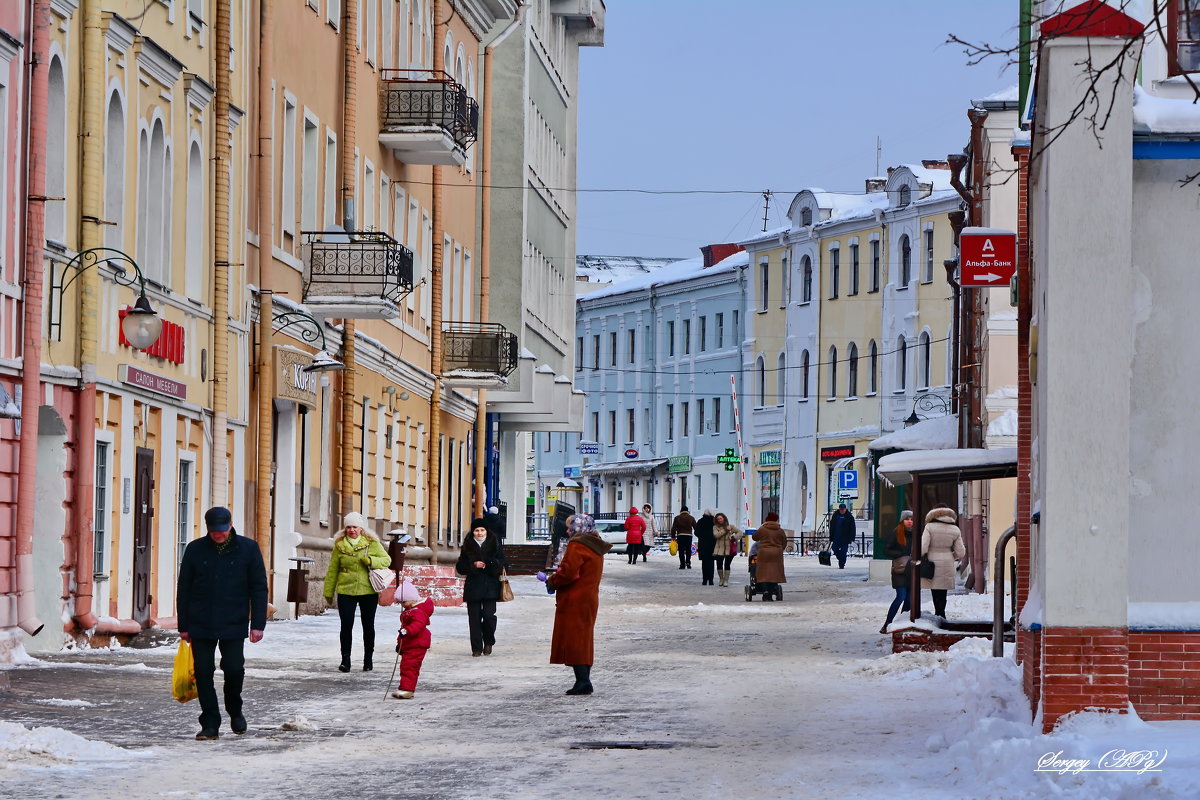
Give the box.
[323,512,391,672]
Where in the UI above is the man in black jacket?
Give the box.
[177,506,268,740]
[670,505,696,570]
[828,503,857,569]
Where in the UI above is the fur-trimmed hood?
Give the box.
[925,507,957,525]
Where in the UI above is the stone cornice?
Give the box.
[50,0,79,20]
[0,29,21,63]
[104,13,137,53]
[136,33,184,88]
[184,73,214,110]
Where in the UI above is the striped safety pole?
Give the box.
[731,374,751,530]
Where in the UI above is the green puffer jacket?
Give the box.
[323,534,391,599]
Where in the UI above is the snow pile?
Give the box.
[1133,85,1200,134]
[279,715,319,732]
[987,408,1018,437]
[0,720,134,768]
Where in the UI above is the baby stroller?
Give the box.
[744,543,783,602]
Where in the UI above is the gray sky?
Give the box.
[576,1,1018,259]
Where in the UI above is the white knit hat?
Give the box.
[397,579,422,603]
[342,511,368,530]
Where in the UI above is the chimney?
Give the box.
[865,177,887,193]
[921,159,950,170]
[700,243,745,268]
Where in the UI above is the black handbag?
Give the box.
[817,547,832,566]
[919,558,935,580]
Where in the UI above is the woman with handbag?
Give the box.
[456,519,507,657]
[638,504,657,562]
[712,512,741,587]
[880,510,915,633]
[322,512,391,672]
[920,507,966,618]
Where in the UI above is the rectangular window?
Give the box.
[281,97,297,237]
[781,257,790,307]
[850,243,860,295]
[683,319,691,355]
[715,313,724,349]
[591,411,600,440]
[1171,1,1200,74]
[829,247,840,299]
[626,408,635,443]
[302,116,319,232]
[696,398,705,435]
[645,325,651,360]
[324,131,337,228]
[681,402,690,437]
[699,316,707,352]
[712,397,721,433]
[759,261,769,311]
[299,406,311,515]
[577,337,583,366]
[328,0,340,27]
[177,459,193,565]
[733,310,739,341]
[543,432,551,452]
[667,321,675,357]
[666,404,674,440]
[608,410,617,445]
[923,227,935,283]
[94,443,109,576]
[627,329,636,364]
[592,334,600,369]
[364,162,376,232]
[870,240,880,292]
[609,331,617,367]
[366,0,377,64]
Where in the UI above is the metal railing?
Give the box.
[380,69,479,150]
[443,322,519,376]
[302,230,414,304]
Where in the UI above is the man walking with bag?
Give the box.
[670,505,696,570]
[828,503,857,569]
[177,507,268,740]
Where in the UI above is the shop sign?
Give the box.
[820,445,854,461]
[120,364,186,400]
[717,448,740,472]
[275,348,319,409]
[624,448,639,459]
[578,440,601,455]
[563,466,582,478]
[668,455,691,473]
[758,449,781,467]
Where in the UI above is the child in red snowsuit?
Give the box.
[392,580,433,699]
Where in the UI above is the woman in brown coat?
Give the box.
[919,507,966,618]
[544,513,612,695]
[752,512,787,600]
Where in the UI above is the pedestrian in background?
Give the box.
[880,510,915,633]
[456,518,507,657]
[639,504,657,562]
[713,512,741,587]
[539,513,612,695]
[670,505,696,570]
[752,512,787,600]
[322,511,391,673]
[624,507,646,565]
[694,509,717,585]
[176,506,267,740]
[391,580,433,699]
[920,507,966,618]
[828,502,857,569]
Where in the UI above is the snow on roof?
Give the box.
[575,254,687,285]
[973,85,1020,105]
[822,191,891,224]
[877,447,1017,486]
[901,163,955,192]
[1133,85,1200,134]
[580,250,748,302]
[869,413,958,452]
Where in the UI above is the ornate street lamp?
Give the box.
[48,247,163,349]
[272,310,344,372]
[904,393,952,427]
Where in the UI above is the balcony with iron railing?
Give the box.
[442,322,518,387]
[379,69,479,166]
[301,229,414,320]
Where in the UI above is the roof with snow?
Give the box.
[575,255,687,285]
[1133,85,1200,134]
[869,414,959,452]
[877,447,1018,487]
[579,250,748,302]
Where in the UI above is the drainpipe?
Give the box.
[426,0,447,558]
[993,525,1017,656]
[339,0,358,522]
[211,0,233,506]
[69,0,108,632]
[254,0,275,570]
[475,4,528,517]
[14,0,50,637]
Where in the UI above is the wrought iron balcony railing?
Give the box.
[443,322,519,377]
[302,230,414,308]
[380,69,479,151]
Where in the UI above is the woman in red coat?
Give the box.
[542,513,612,695]
[624,507,646,565]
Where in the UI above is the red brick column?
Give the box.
[1040,627,1129,732]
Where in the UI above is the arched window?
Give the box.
[847,343,859,398]
[776,352,786,405]
[801,350,810,399]
[46,56,66,242]
[896,336,907,392]
[828,346,837,400]
[147,119,167,286]
[900,234,912,286]
[868,340,878,394]
[104,92,125,249]
[802,255,812,303]
[919,331,931,389]
[756,356,766,407]
[137,129,149,267]
[186,141,204,298]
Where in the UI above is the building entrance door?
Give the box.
[132,448,155,626]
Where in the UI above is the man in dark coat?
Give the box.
[177,507,268,740]
[670,505,696,570]
[693,509,717,585]
[828,503,857,569]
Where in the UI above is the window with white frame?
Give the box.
[47,57,66,243]
[699,316,707,352]
[185,141,204,298]
[756,356,766,406]
[666,404,674,440]
[94,442,110,576]
[364,162,376,231]
[683,319,691,355]
[696,398,705,435]
[681,402,689,437]
[627,328,635,363]
[849,242,860,294]
[627,408,635,443]
[177,458,193,565]
[919,331,931,388]
[759,260,769,311]
[870,239,881,292]
[104,92,125,250]
[713,397,721,433]
[366,0,377,65]
[324,130,337,228]
[848,343,859,398]
[781,255,789,307]
[715,313,724,348]
[591,411,599,440]
[608,410,616,445]
[896,336,907,392]
[801,350,810,399]
[869,340,878,394]
[302,116,319,232]
[329,0,340,27]
[829,246,840,299]
[827,346,837,400]
[667,321,675,357]
[282,96,297,238]
[609,331,617,366]
[802,255,813,303]
[923,226,935,283]
[899,234,912,287]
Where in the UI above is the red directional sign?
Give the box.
[960,228,1016,287]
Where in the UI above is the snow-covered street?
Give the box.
[2,555,1198,800]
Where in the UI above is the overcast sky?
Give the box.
[575,1,1018,259]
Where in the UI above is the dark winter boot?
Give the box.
[565,665,593,695]
[363,653,373,672]
[338,652,351,673]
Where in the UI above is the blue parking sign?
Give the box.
[838,470,858,491]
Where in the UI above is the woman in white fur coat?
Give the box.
[919,507,965,618]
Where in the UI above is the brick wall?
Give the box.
[1040,627,1129,732]
[1129,631,1200,720]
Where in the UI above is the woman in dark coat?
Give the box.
[542,513,612,695]
[880,510,914,633]
[752,512,787,600]
[456,518,507,657]
[694,509,717,586]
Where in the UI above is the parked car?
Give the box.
[594,520,630,555]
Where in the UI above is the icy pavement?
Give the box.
[1,556,1198,799]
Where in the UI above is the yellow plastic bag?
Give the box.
[172,640,197,703]
[669,540,678,556]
